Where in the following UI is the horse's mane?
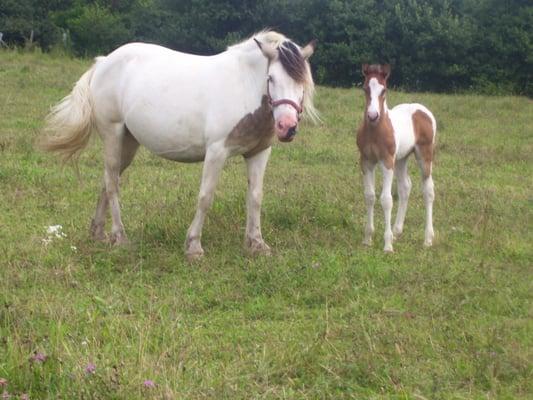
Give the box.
[229,30,319,123]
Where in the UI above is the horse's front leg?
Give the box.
[362,159,376,246]
[244,147,272,256]
[185,145,228,261]
[380,162,395,252]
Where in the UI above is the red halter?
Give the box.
[267,79,303,119]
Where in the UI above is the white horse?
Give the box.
[356,64,436,252]
[41,31,318,260]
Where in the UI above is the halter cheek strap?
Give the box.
[267,80,303,118]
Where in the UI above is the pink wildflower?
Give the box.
[0,380,6,387]
[143,380,155,388]
[2,391,11,400]
[20,395,29,400]
[30,353,47,363]
[85,363,96,374]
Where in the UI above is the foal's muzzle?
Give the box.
[367,111,379,123]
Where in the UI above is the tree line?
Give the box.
[1,0,531,95]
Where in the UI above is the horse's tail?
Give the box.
[39,57,104,162]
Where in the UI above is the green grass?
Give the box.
[0,49,532,399]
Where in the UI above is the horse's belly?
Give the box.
[125,112,207,162]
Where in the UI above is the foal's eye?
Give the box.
[268,75,274,84]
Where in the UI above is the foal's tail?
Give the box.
[39,57,104,162]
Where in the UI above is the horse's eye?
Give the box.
[268,75,274,84]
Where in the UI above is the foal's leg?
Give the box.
[244,147,272,255]
[380,162,395,252]
[90,128,139,241]
[362,159,377,246]
[185,145,228,260]
[415,149,435,247]
[393,157,412,237]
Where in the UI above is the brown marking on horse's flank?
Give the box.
[225,95,275,158]
[412,110,434,178]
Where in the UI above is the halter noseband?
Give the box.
[266,79,303,119]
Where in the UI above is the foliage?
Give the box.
[0,50,532,399]
[1,0,531,94]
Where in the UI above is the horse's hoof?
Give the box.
[362,239,373,247]
[424,240,433,247]
[246,239,272,256]
[383,246,394,253]
[90,221,106,241]
[110,231,129,246]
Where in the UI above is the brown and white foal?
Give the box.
[356,64,436,252]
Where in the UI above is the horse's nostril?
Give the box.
[287,126,297,137]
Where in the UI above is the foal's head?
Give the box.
[362,64,391,125]
[255,38,316,142]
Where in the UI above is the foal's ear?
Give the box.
[382,64,391,80]
[254,38,277,60]
[362,64,370,76]
[301,39,317,59]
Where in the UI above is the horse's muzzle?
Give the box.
[277,125,297,142]
[287,126,297,138]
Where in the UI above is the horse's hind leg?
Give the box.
[393,157,412,237]
[90,184,108,241]
[415,147,435,247]
[91,123,139,244]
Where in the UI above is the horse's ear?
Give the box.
[301,39,317,59]
[254,38,277,60]
[382,64,391,80]
[362,64,370,76]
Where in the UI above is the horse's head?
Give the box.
[255,38,316,142]
[361,64,391,125]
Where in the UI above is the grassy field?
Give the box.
[0,50,531,399]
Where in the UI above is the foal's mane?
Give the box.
[229,30,319,123]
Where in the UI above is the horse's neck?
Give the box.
[229,45,269,100]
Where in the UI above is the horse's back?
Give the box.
[88,42,252,162]
[389,103,436,159]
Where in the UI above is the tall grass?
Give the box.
[0,50,531,399]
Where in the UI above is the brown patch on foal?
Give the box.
[357,63,396,170]
[357,118,396,170]
[412,110,434,178]
[225,95,275,158]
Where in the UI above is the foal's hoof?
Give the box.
[110,231,129,246]
[246,239,272,257]
[393,226,403,239]
[383,245,394,253]
[186,249,204,262]
[424,239,433,247]
[362,238,373,247]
